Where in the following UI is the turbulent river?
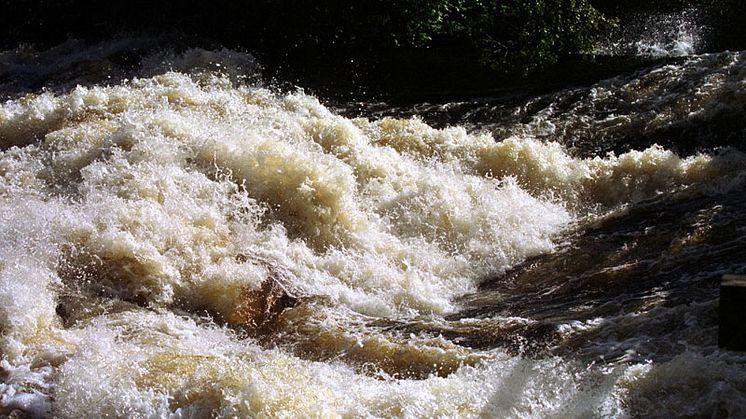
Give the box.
[1,34,745,418]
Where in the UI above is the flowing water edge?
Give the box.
[0,36,745,418]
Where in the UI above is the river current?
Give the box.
[0,35,745,418]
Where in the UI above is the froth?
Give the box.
[1,45,745,417]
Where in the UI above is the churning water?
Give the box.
[597,7,708,58]
[1,35,745,418]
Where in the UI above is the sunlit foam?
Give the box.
[1,40,745,417]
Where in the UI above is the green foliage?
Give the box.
[258,0,616,74]
[1,0,617,75]
[444,0,617,74]
[250,1,455,51]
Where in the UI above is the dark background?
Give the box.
[1,0,744,102]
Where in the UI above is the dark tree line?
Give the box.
[1,0,744,75]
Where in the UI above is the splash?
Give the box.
[597,8,707,58]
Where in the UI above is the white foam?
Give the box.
[1,44,745,417]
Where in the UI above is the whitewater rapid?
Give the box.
[1,41,746,417]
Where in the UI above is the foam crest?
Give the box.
[52,310,620,418]
[0,69,573,327]
[479,137,745,207]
